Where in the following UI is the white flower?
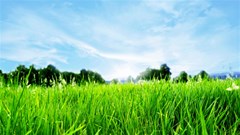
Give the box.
[226,87,233,91]
[226,82,239,91]
[232,83,239,90]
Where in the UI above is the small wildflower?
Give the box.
[232,83,239,90]
[226,82,239,91]
[226,87,233,91]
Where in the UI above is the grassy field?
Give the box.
[0,79,240,135]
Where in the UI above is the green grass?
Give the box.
[0,80,240,135]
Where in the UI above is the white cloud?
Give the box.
[104,62,141,80]
[92,0,238,78]
[0,9,101,66]
[143,0,179,16]
[1,1,239,80]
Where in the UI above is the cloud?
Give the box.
[1,0,239,80]
[0,8,100,67]
[91,0,238,78]
[103,62,142,80]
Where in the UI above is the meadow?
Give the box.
[0,79,239,135]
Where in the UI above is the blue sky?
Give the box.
[0,0,239,80]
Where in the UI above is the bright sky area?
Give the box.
[0,0,239,80]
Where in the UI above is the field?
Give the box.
[0,79,240,135]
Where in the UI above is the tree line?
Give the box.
[0,64,105,86]
[135,64,210,83]
[0,63,211,86]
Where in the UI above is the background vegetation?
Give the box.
[0,64,105,87]
[0,64,239,134]
[0,63,213,86]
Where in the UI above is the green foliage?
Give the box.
[62,71,78,84]
[174,71,189,83]
[159,64,171,80]
[80,69,105,84]
[0,64,105,86]
[194,70,210,81]
[137,64,171,81]
[39,64,60,86]
[0,80,239,134]
[110,78,119,84]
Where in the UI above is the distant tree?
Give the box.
[91,71,105,84]
[79,69,105,84]
[13,65,29,85]
[111,78,119,84]
[159,64,171,81]
[137,68,160,80]
[151,69,161,80]
[27,65,40,85]
[62,71,78,84]
[175,71,188,83]
[80,69,88,82]
[0,70,9,85]
[40,64,60,86]
[0,70,4,84]
[137,68,151,80]
[126,76,134,83]
[137,64,171,81]
[194,70,210,81]
[0,64,105,86]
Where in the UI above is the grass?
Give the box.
[0,79,240,134]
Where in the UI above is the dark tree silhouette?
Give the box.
[137,64,171,81]
[159,64,171,81]
[175,71,188,83]
[39,64,60,86]
[62,71,79,84]
[0,64,106,86]
[79,69,105,84]
[194,70,210,81]
[27,65,40,85]
[14,65,29,85]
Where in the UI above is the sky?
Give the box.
[0,0,239,80]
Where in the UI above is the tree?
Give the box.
[194,70,210,81]
[175,71,188,83]
[159,64,171,81]
[79,69,105,84]
[137,64,171,81]
[27,65,40,85]
[40,64,60,86]
[62,71,78,84]
[110,78,119,84]
[0,70,8,85]
[0,64,106,86]
[137,68,151,80]
[80,69,88,82]
[126,76,134,83]
[91,71,105,84]
[137,68,158,81]
[13,65,29,85]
